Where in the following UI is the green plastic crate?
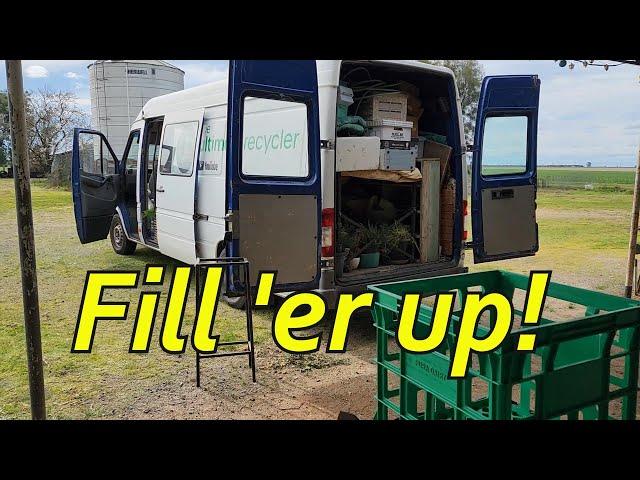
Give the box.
[368,270,640,420]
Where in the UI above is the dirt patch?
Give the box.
[120,317,378,420]
[536,207,627,221]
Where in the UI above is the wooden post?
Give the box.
[419,158,440,262]
[624,141,640,298]
[6,60,46,419]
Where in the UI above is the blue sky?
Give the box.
[1,60,638,166]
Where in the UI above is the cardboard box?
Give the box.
[360,93,407,121]
[367,119,413,142]
[397,80,420,98]
[406,110,423,137]
[423,140,453,184]
[406,96,423,116]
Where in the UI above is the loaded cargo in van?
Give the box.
[71,60,540,308]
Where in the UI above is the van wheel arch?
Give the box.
[110,215,137,255]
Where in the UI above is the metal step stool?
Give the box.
[194,257,256,386]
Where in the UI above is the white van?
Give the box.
[72,60,540,307]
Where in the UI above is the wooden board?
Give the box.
[419,159,440,262]
[422,140,453,184]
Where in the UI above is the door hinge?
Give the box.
[533,75,540,87]
[464,241,476,250]
[193,213,209,221]
[226,210,239,239]
[466,144,476,153]
[320,139,334,150]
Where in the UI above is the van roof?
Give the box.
[136,60,454,121]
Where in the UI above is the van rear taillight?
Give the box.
[321,208,334,257]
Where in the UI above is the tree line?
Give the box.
[0,88,90,177]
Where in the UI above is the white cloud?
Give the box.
[170,61,228,88]
[24,65,49,78]
[480,60,640,166]
[65,71,81,79]
[22,60,91,73]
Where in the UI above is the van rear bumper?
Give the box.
[274,265,468,309]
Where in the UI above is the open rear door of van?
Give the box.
[72,128,121,243]
[471,75,541,263]
[226,60,321,293]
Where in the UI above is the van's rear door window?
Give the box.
[241,97,309,178]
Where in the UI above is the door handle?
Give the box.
[157,186,165,193]
[491,189,514,200]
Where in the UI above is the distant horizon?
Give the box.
[478,162,636,168]
[466,154,637,168]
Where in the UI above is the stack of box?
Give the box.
[361,92,419,171]
[366,118,416,171]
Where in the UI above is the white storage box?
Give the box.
[336,136,381,172]
[366,119,413,143]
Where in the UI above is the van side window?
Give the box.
[124,130,140,173]
[159,122,199,176]
[241,97,309,178]
[481,116,528,176]
[78,132,117,176]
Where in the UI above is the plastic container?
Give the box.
[348,257,361,271]
[360,252,380,269]
[336,136,381,172]
[369,270,640,420]
[335,250,348,276]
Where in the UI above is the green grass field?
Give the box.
[483,166,635,191]
[0,175,635,418]
[0,179,274,418]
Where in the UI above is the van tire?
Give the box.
[216,243,247,309]
[221,280,247,309]
[220,276,247,309]
[222,294,247,310]
[110,215,137,255]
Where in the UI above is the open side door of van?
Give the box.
[226,60,321,293]
[471,75,541,263]
[72,128,121,243]
[155,109,204,265]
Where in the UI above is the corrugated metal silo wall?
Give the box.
[89,61,185,158]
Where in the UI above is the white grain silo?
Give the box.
[88,60,185,157]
